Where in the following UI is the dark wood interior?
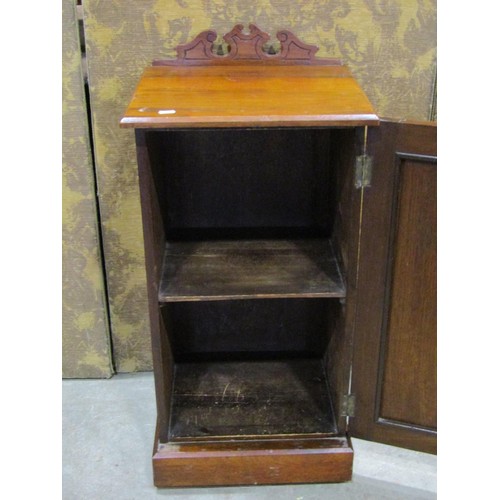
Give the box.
[163,298,334,361]
[146,128,335,240]
[138,125,357,446]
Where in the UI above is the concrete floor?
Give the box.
[62,372,436,499]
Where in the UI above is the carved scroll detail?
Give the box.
[175,29,219,61]
[154,24,341,66]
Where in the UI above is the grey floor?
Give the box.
[62,372,436,499]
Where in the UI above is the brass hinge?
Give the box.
[341,394,356,417]
[355,154,373,189]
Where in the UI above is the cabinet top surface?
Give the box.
[120,65,379,129]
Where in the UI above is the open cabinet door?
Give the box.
[349,120,437,454]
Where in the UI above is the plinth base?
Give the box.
[152,434,353,487]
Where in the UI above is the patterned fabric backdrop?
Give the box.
[62,0,112,378]
[67,0,436,375]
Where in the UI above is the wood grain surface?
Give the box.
[379,158,436,429]
[169,359,337,439]
[158,239,345,301]
[120,65,379,128]
[135,130,174,441]
[153,435,353,487]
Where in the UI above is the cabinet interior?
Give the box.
[145,127,357,442]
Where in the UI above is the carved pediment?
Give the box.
[153,24,341,66]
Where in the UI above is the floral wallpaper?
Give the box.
[62,0,112,378]
[80,0,436,373]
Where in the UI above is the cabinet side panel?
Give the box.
[325,128,362,433]
[136,130,174,441]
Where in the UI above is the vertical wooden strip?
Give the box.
[429,68,437,121]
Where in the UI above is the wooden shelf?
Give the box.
[158,239,345,302]
[169,358,337,440]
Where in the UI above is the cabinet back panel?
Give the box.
[147,129,334,239]
[163,299,333,361]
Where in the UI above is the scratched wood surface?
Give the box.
[120,65,379,128]
[158,239,345,301]
[169,359,337,440]
[153,435,352,487]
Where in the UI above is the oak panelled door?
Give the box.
[349,121,437,454]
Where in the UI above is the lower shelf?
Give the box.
[169,359,337,440]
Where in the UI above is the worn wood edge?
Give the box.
[379,117,436,127]
[159,291,346,302]
[120,114,380,129]
[371,420,437,454]
[142,63,355,77]
[154,58,345,66]
[155,440,352,457]
[155,419,348,447]
[168,432,339,443]
[152,436,353,487]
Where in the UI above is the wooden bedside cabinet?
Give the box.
[120,24,436,487]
